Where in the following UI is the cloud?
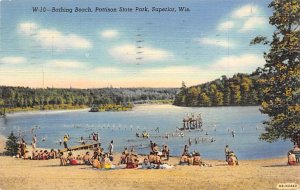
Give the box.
[100,29,119,39]
[0,56,27,65]
[141,66,201,75]
[232,4,259,18]
[94,67,121,74]
[209,54,265,74]
[46,60,84,69]
[109,44,172,64]
[239,17,267,32]
[217,21,234,31]
[216,5,267,33]
[19,22,92,50]
[196,38,234,48]
[19,22,39,35]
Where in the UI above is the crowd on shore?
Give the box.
[10,133,300,169]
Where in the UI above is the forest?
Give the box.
[173,73,263,107]
[0,87,178,112]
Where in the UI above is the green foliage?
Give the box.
[0,87,178,112]
[174,74,261,107]
[254,0,300,142]
[250,36,270,45]
[98,103,133,112]
[5,132,18,156]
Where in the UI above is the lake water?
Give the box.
[0,105,292,160]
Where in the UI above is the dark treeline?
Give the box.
[0,86,179,108]
[173,73,263,107]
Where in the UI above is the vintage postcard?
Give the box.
[0,0,299,189]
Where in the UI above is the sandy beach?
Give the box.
[0,145,299,190]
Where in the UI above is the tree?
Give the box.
[252,0,300,142]
[174,81,188,106]
[208,84,223,106]
[240,76,252,105]
[5,132,19,156]
[199,92,211,106]
[221,75,231,106]
[230,84,241,105]
[186,86,200,106]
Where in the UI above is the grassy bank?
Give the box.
[90,103,133,112]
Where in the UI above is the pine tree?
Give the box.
[5,132,19,156]
[252,0,300,142]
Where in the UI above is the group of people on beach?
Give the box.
[31,149,58,160]
[15,129,299,168]
[179,145,212,167]
[117,141,171,169]
[15,134,240,169]
[15,136,60,160]
[59,141,115,168]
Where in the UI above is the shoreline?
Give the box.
[0,136,299,190]
[4,108,91,116]
[2,103,164,115]
[2,103,263,115]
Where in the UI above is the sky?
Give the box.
[0,0,273,88]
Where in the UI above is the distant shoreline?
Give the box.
[2,103,176,116]
[4,108,90,116]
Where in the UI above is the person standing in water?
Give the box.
[63,135,69,149]
[108,140,114,154]
[183,145,189,156]
[225,145,230,162]
[231,130,235,138]
[33,134,37,144]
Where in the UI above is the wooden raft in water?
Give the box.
[60,143,100,152]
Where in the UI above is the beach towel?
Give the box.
[159,164,174,169]
[70,160,78,165]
